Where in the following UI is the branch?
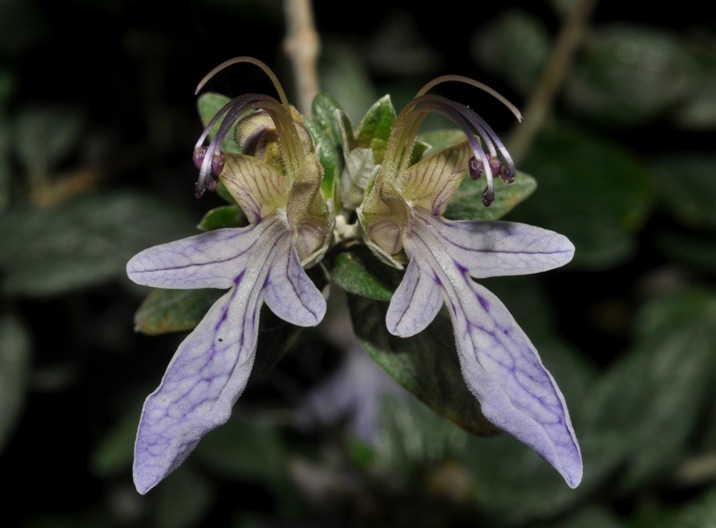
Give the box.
[506,0,598,165]
[283,0,321,116]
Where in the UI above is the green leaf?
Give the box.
[469,9,550,95]
[654,229,716,274]
[304,118,340,197]
[156,465,215,528]
[134,288,223,335]
[517,124,653,269]
[583,288,716,492]
[0,116,11,213]
[444,170,537,221]
[565,25,696,125]
[196,92,241,153]
[0,314,31,453]
[194,413,300,513]
[651,154,716,231]
[197,204,244,231]
[311,92,344,149]
[90,406,139,477]
[354,95,396,164]
[0,191,195,297]
[14,105,85,182]
[331,246,401,301]
[668,485,716,528]
[370,396,469,478]
[348,294,498,437]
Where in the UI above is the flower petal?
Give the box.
[127,223,272,290]
[431,212,575,278]
[386,256,443,337]
[398,141,472,216]
[405,214,583,488]
[221,154,287,223]
[132,219,285,494]
[263,236,326,327]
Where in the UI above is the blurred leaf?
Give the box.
[555,507,628,528]
[196,415,287,480]
[319,41,377,125]
[0,314,31,453]
[0,116,11,213]
[0,190,195,297]
[654,229,716,274]
[517,124,652,268]
[196,92,241,153]
[90,406,139,477]
[671,51,716,129]
[134,288,222,335]
[445,170,537,221]
[156,465,215,528]
[194,414,299,513]
[331,246,400,301]
[583,288,716,492]
[197,204,244,231]
[14,105,85,182]
[651,155,716,231]
[469,9,550,94]
[370,396,468,478]
[667,485,716,528]
[565,25,695,125]
[348,294,498,437]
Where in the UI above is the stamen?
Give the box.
[469,156,482,180]
[482,186,494,207]
[195,56,292,111]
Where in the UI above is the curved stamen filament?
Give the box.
[195,56,292,111]
[415,74,522,123]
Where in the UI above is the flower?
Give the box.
[357,76,583,488]
[126,57,333,494]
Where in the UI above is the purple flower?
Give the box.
[357,77,583,488]
[126,58,334,494]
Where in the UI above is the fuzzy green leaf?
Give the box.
[134,288,223,335]
[196,92,241,153]
[0,191,195,297]
[0,314,31,453]
[197,205,244,231]
[348,293,498,437]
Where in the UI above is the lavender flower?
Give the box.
[357,76,583,488]
[126,58,333,494]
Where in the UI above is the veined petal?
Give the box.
[127,223,273,290]
[133,218,289,494]
[398,141,472,216]
[221,154,287,223]
[428,210,575,279]
[263,235,326,326]
[405,214,583,488]
[386,256,443,337]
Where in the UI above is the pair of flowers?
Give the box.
[127,57,582,494]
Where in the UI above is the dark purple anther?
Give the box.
[499,165,515,184]
[488,155,502,176]
[211,151,226,176]
[482,186,494,207]
[193,147,208,170]
[469,156,483,180]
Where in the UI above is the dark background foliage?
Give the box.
[2,1,716,527]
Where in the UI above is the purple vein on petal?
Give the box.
[132,218,288,494]
[402,212,583,488]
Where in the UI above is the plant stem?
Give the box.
[506,0,598,165]
[283,0,321,116]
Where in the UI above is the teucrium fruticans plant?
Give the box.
[126,56,583,494]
